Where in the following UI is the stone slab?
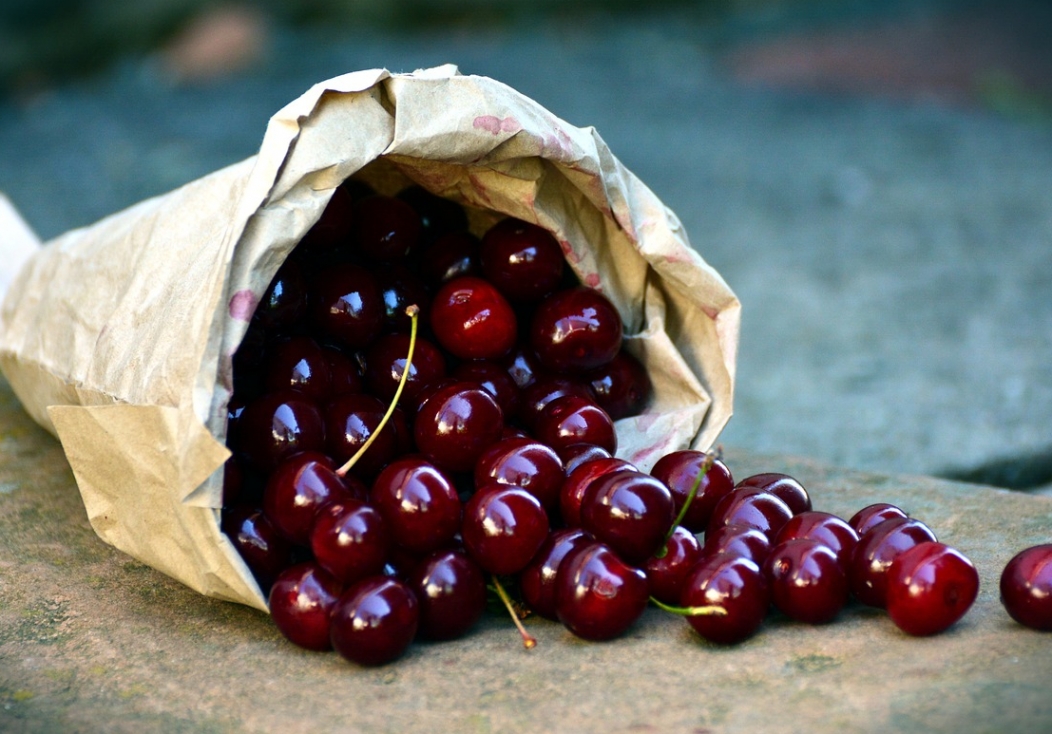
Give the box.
[2,376,1051,734]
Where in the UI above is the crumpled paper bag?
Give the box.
[0,65,740,612]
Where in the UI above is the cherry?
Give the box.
[502,343,545,389]
[419,232,481,286]
[310,499,391,585]
[255,259,308,331]
[462,484,550,576]
[849,516,938,608]
[558,443,612,475]
[451,360,522,418]
[773,511,859,571]
[264,336,332,401]
[364,333,447,405]
[375,265,430,333]
[406,549,487,641]
[555,541,649,641]
[298,184,354,252]
[479,218,565,302]
[236,390,325,472]
[351,194,422,262]
[735,473,811,516]
[430,276,517,360]
[582,350,651,420]
[650,450,735,533]
[370,457,462,555]
[330,576,419,666]
[221,505,295,590]
[414,381,504,473]
[397,185,469,244]
[702,523,772,567]
[324,393,398,480]
[886,542,979,636]
[530,287,623,373]
[262,452,362,546]
[1000,544,1052,631]
[680,553,769,645]
[518,376,595,431]
[645,526,703,605]
[268,562,344,651]
[764,539,848,624]
[474,436,565,512]
[309,263,384,348]
[580,470,675,564]
[322,347,363,397]
[534,394,617,454]
[707,486,794,542]
[559,457,636,528]
[848,502,908,538]
[519,528,593,620]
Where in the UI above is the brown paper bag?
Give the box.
[0,65,740,612]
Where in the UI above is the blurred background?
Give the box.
[1,0,1050,489]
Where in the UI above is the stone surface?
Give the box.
[0,2,1050,485]
[2,375,1052,734]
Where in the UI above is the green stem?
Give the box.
[650,596,727,617]
[658,449,719,554]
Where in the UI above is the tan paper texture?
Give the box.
[0,65,740,612]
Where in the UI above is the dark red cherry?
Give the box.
[364,333,447,405]
[330,576,419,666]
[530,287,623,373]
[887,542,979,636]
[262,452,361,546]
[645,526,704,605]
[419,232,481,285]
[264,336,332,401]
[502,343,545,389]
[650,451,735,533]
[451,360,521,418]
[397,185,469,243]
[707,486,794,542]
[370,457,462,555]
[735,473,811,515]
[322,347,364,397]
[430,276,518,360]
[237,391,326,472]
[479,218,565,302]
[222,505,295,590]
[774,511,859,571]
[519,376,595,431]
[406,549,487,641]
[414,382,504,473]
[581,470,675,564]
[324,393,397,480]
[375,265,430,332]
[255,259,308,331]
[519,528,593,620]
[474,437,565,512]
[559,457,636,528]
[555,541,649,641]
[558,443,612,475]
[310,263,384,348]
[681,554,769,645]
[764,539,848,624]
[352,194,421,262]
[849,516,938,608]
[702,524,772,566]
[310,499,391,585]
[534,394,616,454]
[582,350,651,419]
[462,484,550,576]
[268,562,343,652]
[848,502,908,537]
[1000,544,1052,631]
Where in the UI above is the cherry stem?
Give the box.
[654,447,720,558]
[491,576,537,650]
[336,305,419,478]
[649,596,727,617]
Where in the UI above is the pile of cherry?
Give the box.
[221,178,1052,667]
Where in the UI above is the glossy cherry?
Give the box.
[518,376,595,431]
[735,473,811,515]
[430,276,517,360]
[262,452,361,546]
[680,553,769,645]
[375,265,430,333]
[324,393,398,480]
[707,486,794,542]
[534,394,617,454]
[848,502,909,537]
[352,194,421,262]
[330,576,419,666]
[222,505,295,590]
[268,562,344,651]
[406,549,487,641]
[309,263,384,348]
[555,541,649,641]
[474,436,565,512]
[462,484,550,576]
[645,525,704,605]
[364,332,447,405]
[887,541,979,636]
[849,516,938,608]
[236,390,326,472]
[310,498,391,585]
[530,286,623,373]
[479,217,565,302]
[774,511,859,571]
[559,457,636,528]
[264,336,332,401]
[255,259,308,331]
[580,470,675,564]
[764,539,848,624]
[582,350,651,420]
[558,443,612,475]
[370,457,462,555]
[451,360,522,418]
[701,523,773,567]
[414,381,504,473]
[1000,544,1052,631]
[519,528,593,620]
[419,232,480,285]
[650,450,735,533]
